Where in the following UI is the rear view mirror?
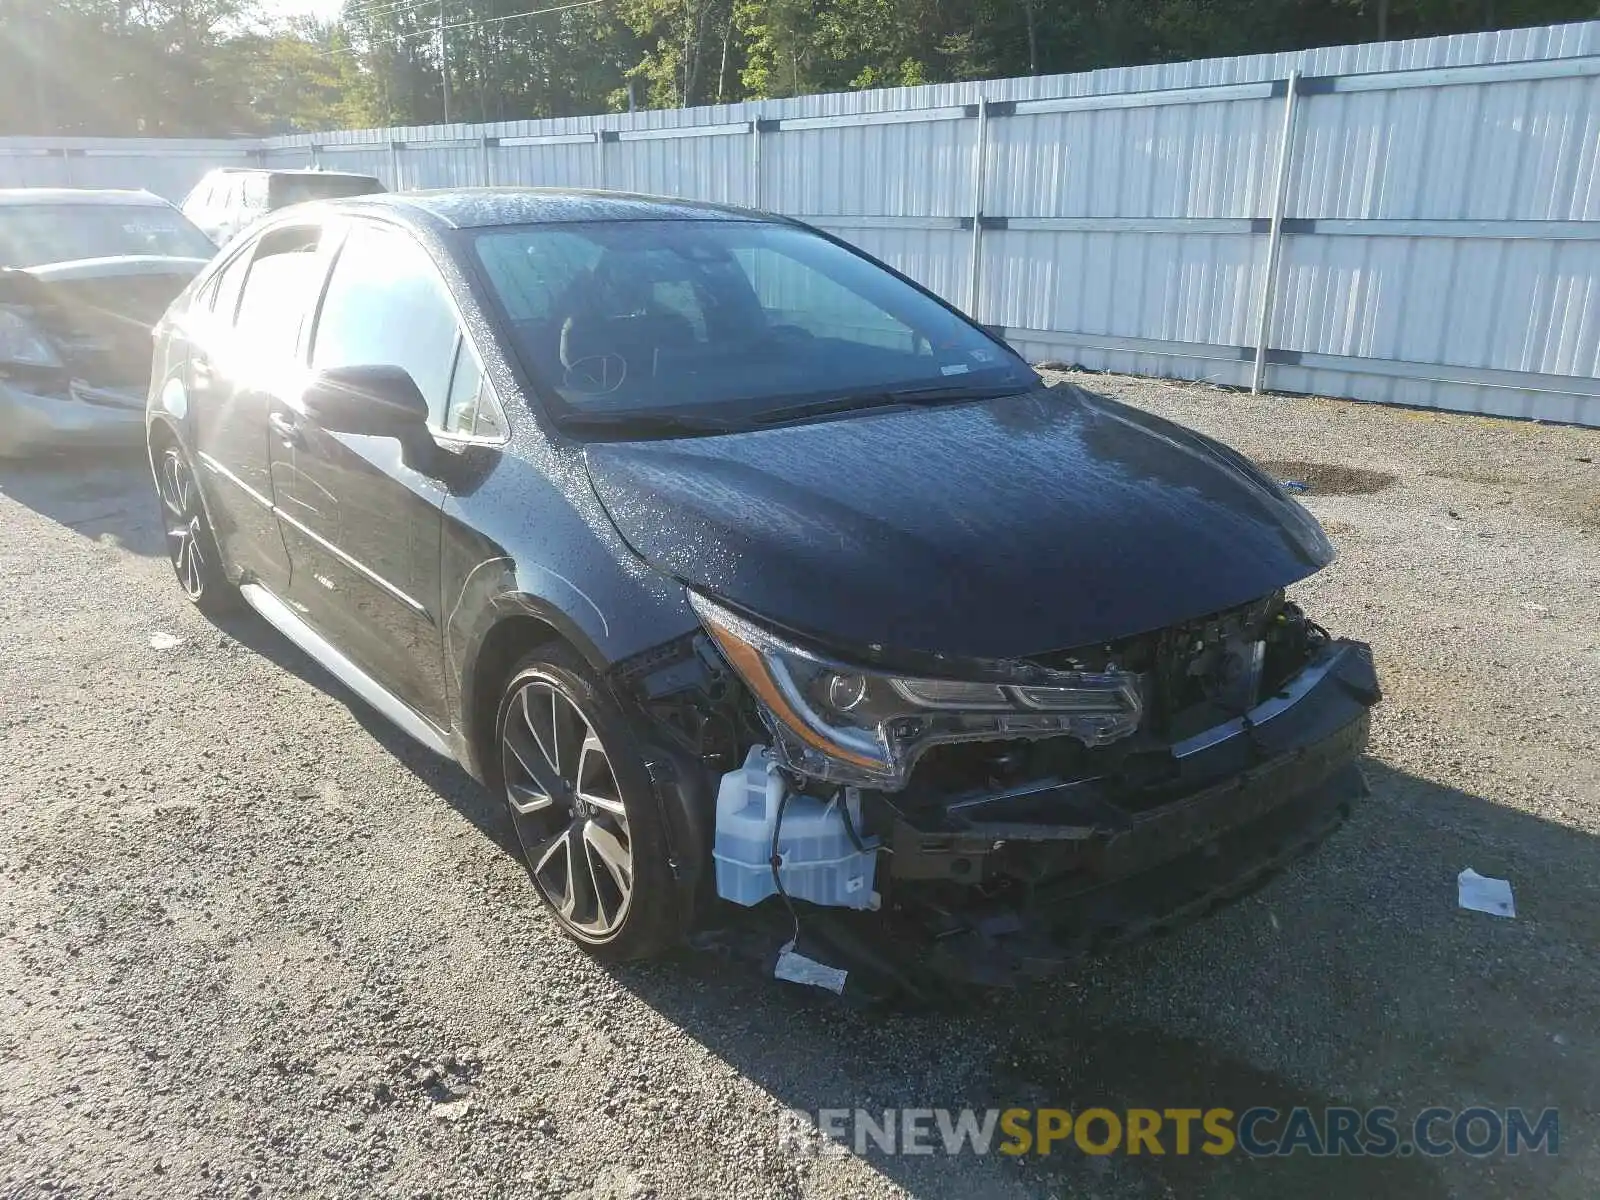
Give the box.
[302,365,429,441]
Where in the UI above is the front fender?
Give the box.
[452,562,612,685]
[444,556,624,781]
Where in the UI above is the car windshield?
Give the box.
[0,202,217,267]
[270,175,384,207]
[470,218,1035,423]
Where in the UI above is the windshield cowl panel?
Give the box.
[470,217,1034,433]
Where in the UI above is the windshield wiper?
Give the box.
[558,410,737,438]
[879,381,1036,402]
[749,381,1034,427]
[562,381,1039,437]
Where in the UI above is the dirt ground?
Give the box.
[1,375,1598,1200]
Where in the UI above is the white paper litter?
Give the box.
[774,941,848,994]
[1457,867,1515,918]
[148,632,183,650]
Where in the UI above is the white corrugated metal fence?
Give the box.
[4,20,1598,423]
[0,137,259,204]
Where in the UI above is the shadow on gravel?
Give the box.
[0,447,164,557]
[209,606,521,859]
[602,758,1598,1200]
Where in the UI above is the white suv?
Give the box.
[181,168,385,246]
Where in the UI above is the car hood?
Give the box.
[3,255,206,388]
[582,386,1334,661]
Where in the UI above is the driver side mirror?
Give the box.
[302,364,430,442]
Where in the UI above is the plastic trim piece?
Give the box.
[1169,647,1340,759]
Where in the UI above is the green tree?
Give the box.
[232,18,377,134]
[3,0,1598,136]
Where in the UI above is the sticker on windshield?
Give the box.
[969,348,996,362]
[941,363,971,376]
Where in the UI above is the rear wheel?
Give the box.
[154,441,238,615]
[495,646,680,960]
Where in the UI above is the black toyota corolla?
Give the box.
[147,189,1378,994]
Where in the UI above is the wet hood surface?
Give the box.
[583,386,1334,661]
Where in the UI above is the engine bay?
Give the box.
[613,589,1370,988]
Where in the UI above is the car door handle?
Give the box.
[268,411,304,448]
[191,358,213,387]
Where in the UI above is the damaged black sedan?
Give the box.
[147,189,1378,993]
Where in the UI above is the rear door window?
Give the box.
[233,224,333,363]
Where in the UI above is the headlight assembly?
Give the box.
[0,308,64,373]
[688,591,1142,789]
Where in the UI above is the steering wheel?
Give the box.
[562,353,628,396]
[558,312,628,395]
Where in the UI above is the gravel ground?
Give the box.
[2,375,1598,1200]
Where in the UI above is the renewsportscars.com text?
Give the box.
[777,1106,1559,1158]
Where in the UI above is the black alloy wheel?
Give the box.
[495,648,679,958]
[154,442,237,614]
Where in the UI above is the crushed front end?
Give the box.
[0,258,200,457]
[617,590,1379,992]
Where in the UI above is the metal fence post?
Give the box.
[389,140,403,191]
[58,146,72,185]
[1252,70,1302,394]
[749,114,762,209]
[480,135,493,186]
[965,98,990,318]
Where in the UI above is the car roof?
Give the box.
[317,187,772,231]
[0,187,173,208]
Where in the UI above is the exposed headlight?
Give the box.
[0,308,63,372]
[688,591,1142,789]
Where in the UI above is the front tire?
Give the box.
[153,440,239,616]
[494,645,680,960]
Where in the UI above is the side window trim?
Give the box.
[474,379,508,442]
[438,336,514,445]
[184,238,253,332]
[303,218,351,368]
[437,335,509,443]
[194,272,221,313]
[217,245,251,325]
[294,226,341,365]
[440,336,473,436]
